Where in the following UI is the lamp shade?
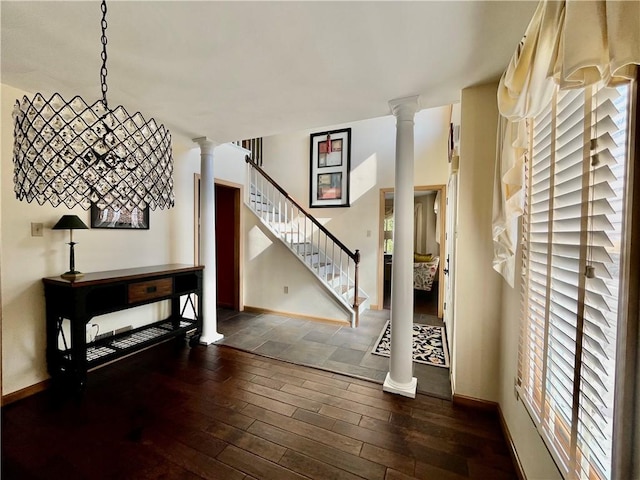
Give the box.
[52,215,89,230]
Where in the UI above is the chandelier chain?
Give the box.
[12,0,175,211]
[100,0,109,109]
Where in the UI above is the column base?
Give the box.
[383,372,417,398]
[199,332,224,345]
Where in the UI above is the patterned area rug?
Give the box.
[372,321,449,368]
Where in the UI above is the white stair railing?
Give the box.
[245,156,364,326]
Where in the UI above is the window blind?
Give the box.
[518,82,630,480]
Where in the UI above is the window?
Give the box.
[519,81,632,479]
[384,217,394,253]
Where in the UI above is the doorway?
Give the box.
[194,175,242,310]
[378,185,446,318]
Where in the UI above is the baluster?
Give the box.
[254,167,258,212]
[313,227,317,269]
[311,226,321,273]
[268,181,272,224]
[278,191,281,229]
[345,255,351,299]
[253,166,256,208]
[283,195,287,242]
[260,175,265,220]
[353,250,360,326]
[289,203,294,248]
[277,191,281,236]
[265,181,269,223]
[271,185,276,226]
[318,231,322,271]
[264,176,268,222]
[269,183,273,225]
[309,218,312,266]
[254,167,258,211]
[331,241,336,284]
[324,233,328,281]
[331,240,335,284]
[246,162,250,206]
[312,223,316,268]
[338,250,342,293]
[303,215,307,260]
[297,207,301,249]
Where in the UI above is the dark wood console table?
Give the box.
[43,264,203,389]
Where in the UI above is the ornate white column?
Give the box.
[193,137,223,345]
[384,96,419,398]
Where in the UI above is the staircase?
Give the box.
[245,156,369,327]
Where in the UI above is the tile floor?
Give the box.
[215,307,452,399]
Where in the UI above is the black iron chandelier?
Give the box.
[12,0,174,211]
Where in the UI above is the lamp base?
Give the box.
[61,271,85,281]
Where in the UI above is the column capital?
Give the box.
[389,95,420,121]
[192,137,218,155]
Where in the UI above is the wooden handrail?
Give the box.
[246,155,359,263]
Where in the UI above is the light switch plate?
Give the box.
[31,222,43,237]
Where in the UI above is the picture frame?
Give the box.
[309,128,351,208]
[90,204,150,229]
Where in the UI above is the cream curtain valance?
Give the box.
[492,0,640,286]
[498,0,639,119]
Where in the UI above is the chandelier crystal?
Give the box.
[12,0,174,211]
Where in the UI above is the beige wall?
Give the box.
[0,84,245,395]
[416,193,438,257]
[259,108,450,312]
[455,82,560,479]
[454,82,503,400]
[499,238,562,479]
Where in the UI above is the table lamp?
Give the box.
[52,215,89,280]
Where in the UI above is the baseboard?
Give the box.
[452,393,498,412]
[243,305,350,326]
[498,404,527,480]
[2,379,50,406]
[452,394,526,480]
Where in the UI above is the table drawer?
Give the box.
[128,278,173,303]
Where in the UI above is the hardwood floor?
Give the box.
[2,340,517,480]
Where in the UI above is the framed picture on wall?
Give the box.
[90,204,150,229]
[309,128,351,208]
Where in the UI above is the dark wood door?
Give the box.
[215,184,240,309]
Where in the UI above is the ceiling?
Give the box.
[1,1,537,149]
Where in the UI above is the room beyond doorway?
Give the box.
[378,185,446,318]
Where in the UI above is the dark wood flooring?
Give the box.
[2,340,516,480]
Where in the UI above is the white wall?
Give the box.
[455,82,560,479]
[258,107,450,312]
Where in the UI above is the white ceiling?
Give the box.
[1,1,537,149]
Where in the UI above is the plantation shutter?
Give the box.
[518,82,630,480]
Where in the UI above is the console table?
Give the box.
[43,264,204,389]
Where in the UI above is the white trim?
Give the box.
[383,372,417,398]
